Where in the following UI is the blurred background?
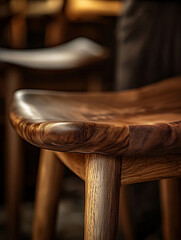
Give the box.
[0,0,177,239]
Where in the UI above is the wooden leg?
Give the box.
[85,154,121,240]
[11,15,27,48]
[45,15,66,46]
[160,178,181,240]
[119,186,135,240]
[5,68,23,240]
[32,149,64,240]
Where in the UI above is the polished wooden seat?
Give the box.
[10,77,181,156]
[9,77,181,239]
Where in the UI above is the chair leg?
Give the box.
[5,68,23,240]
[119,186,135,240]
[5,130,23,240]
[160,178,181,240]
[84,154,121,240]
[11,15,27,48]
[32,149,64,240]
[45,15,66,46]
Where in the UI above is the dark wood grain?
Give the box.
[0,38,108,70]
[10,77,181,157]
[55,152,181,185]
[84,154,121,240]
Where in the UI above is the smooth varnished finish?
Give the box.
[55,152,181,185]
[10,77,181,157]
[0,38,108,70]
[85,154,121,240]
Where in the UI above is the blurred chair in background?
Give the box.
[0,1,67,239]
[0,2,116,239]
[1,39,109,239]
[9,0,65,48]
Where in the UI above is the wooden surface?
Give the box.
[33,149,64,240]
[85,154,121,239]
[10,77,181,157]
[66,0,123,21]
[0,38,108,70]
[55,152,181,185]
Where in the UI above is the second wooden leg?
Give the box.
[160,178,181,240]
[5,67,23,240]
[32,149,64,240]
[85,154,121,240]
[119,186,135,240]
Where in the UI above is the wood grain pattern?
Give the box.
[0,38,108,70]
[55,152,181,185]
[10,77,181,157]
[33,149,64,240]
[84,154,121,240]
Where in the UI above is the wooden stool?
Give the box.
[9,77,181,239]
[0,37,108,240]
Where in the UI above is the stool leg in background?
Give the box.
[5,67,23,240]
[119,186,135,240]
[33,149,64,240]
[45,14,67,46]
[85,154,121,240]
[160,178,181,240]
[11,15,27,48]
